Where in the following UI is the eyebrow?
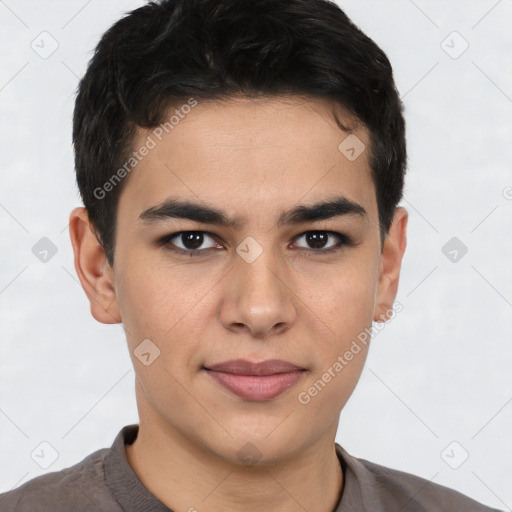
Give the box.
[138,195,367,229]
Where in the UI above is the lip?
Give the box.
[203,359,306,401]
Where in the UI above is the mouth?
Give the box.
[202,359,307,401]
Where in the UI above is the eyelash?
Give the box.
[157,230,353,257]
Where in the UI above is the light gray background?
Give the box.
[1,0,511,508]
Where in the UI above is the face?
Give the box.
[71,95,407,465]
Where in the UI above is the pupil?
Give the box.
[183,232,203,249]
[307,232,328,249]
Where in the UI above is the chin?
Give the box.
[203,424,313,468]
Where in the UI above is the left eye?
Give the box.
[293,231,348,251]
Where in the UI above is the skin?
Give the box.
[69,95,407,512]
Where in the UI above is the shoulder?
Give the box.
[336,444,503,512]
[0,447,121,512]
[362,458,500,511]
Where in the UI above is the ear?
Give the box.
[373,207,408,322]
[68,207,121,324]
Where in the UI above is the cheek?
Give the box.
[116,251,201,333]
[296,266,375,415]
[297,254,378,337]
[294,250,378,413]
[114,254,216,373]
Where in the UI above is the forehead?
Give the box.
[117,95,377,228]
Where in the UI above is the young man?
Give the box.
[0,0,502,511]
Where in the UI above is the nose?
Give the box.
[219,245,297,339]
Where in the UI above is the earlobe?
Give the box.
[68,207,121,324]
[373,207,408,323]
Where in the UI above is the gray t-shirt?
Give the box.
[0,424,502,511]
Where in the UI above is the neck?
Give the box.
[126,415,343,512]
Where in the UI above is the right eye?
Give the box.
[158,231,222,256]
